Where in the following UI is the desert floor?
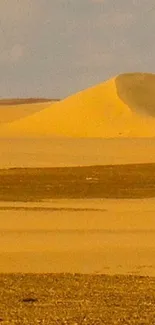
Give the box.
[1,138,155,323]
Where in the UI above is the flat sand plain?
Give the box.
[0,198,155,275]
[1,138,155,168]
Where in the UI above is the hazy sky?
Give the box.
[0,0,155,98]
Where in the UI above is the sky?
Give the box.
[0,0,155,99]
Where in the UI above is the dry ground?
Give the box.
[0,273,155,324]
[0,163,155,201]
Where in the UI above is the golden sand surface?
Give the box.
[1,138,155,169]
[0,197,155,275]
[0,273,155,324]
[1,73,155,137]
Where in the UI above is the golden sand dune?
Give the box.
[1,73,155,137]
[0,99,59,123]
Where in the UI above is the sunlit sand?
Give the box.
[0,199,155,275]
[1,138,155,168]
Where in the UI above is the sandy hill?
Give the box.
[1,73,155,137]
[0,99,59,123]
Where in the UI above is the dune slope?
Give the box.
[1,73,155,137]
[116,73,155,117]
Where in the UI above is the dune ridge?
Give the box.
[1,73,155,137]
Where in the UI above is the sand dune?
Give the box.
[1,73,155,137]
[0,99,59,124]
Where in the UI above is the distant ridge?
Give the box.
[1,73,155,137]
[0,98,60,106]
[0,98,60,124]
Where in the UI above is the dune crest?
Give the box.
[1,73,155,137]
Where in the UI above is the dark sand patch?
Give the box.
[0,206,106,212]
[0,273,155,324]
[1,163,155,201]
[0,98,59,105]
